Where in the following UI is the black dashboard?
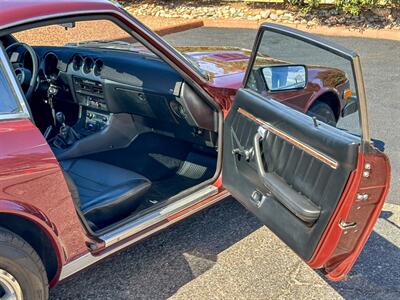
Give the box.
[34,46,217,137]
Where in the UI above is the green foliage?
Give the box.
[286,0,305,5]
[285,0,398,15]
[335,0,380,15]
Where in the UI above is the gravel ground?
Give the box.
[124,1,400,30]
[13,17,194,46]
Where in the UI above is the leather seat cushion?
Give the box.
[61,159,151,227]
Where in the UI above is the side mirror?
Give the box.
[261,65,307,92]
[342,95,359,117]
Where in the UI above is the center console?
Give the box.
[72,76,111,134]
[52,74,139,160]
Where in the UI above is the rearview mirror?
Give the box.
[261,65,306,92]
[58,22,76,30]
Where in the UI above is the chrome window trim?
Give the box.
[238,108,339,169]
[0,45,30,120]
[243,23,371,146]
[0,112,29,121]
[352,55,370,142]
[59,186,228,281]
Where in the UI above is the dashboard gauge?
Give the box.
[72,54,83,71]
[83,57,94,74]
[94,59,104,77]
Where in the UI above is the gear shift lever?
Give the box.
[55,112,66,126]
[53,112,80,149]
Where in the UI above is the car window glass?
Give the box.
[0,60,20,114]
[246,30,361,137]
[13,20,145,51]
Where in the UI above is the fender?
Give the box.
[0,199,65,286]
[306,87,342,112]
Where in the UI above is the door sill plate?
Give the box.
[59,185,227,280]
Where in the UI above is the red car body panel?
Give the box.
[0,0,390,288]
[0,119,91,285]
[307,149,390,280]
[0,0,116,28]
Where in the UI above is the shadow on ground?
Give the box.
[50,198,261,299]
[51,199,400,299]
[325,210,400,299]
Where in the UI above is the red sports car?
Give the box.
[0,1,390,299]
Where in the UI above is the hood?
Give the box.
[176,46,289,80]
[176,46,253,79]
[175,47,347,90]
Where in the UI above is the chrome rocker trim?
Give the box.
[60,186,228,280]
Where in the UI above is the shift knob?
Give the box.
[55,112,66,125]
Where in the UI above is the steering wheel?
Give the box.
[6,42,39,102]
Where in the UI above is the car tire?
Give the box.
[0,227,48,300]
[307,101,337,126]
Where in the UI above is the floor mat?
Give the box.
[88,133,192,181]
[136,152,216,211]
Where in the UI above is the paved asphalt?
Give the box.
[50,28,400,299]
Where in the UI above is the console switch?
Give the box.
[85,110,110,132]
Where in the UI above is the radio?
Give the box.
[73,77,107,110]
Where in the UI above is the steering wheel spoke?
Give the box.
[6,42,39,102]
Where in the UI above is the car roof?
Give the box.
[0,0,118,30]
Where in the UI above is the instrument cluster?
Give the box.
[72,54,104,77]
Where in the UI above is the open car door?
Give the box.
[222,24,390,281]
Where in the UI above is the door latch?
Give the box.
[339,220,357,230]
[251,190,267,207]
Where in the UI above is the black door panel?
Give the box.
[223,89,359,260]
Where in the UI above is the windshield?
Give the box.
[12,19,208,79]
